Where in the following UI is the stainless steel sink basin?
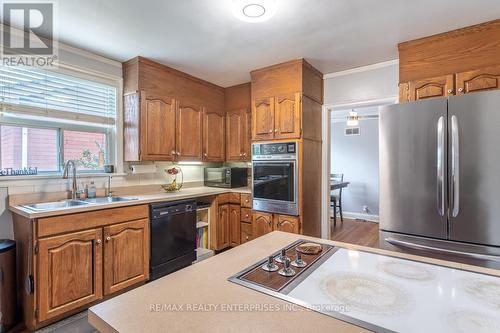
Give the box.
[23,200,91,211]
[84,197,139,204]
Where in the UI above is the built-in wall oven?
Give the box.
[252,141,298,216]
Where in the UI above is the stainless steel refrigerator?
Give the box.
[379,90,500,264]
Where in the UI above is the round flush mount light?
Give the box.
[232,0,277,23]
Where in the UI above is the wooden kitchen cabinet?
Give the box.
[456,65,500,95]
[176,101,203,161]
[203,108,225,162]
[274,93,301,139]
[37,228,103,322]
[103,219,149,295]
[123,57,225,162]
[226,108,251,161]
[216,204,230,250]
[252,211,273,238]
[252,97,275,141]
[229,204,241,247]
[273,215,300,234]
[13,204,150,330]
[407,75,455,102]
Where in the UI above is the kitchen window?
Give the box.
[0,65,117,174]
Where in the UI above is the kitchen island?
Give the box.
[88,231,500,333]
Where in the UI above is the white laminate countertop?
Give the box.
[9,186,251,219]
[88,232,500,333]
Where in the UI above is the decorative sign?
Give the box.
[0,167,38,176]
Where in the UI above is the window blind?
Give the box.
[0,65,116,125]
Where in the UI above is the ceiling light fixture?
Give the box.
[232,0,277,23]
[346,110,359,127]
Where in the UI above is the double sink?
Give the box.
[22,196,139,212]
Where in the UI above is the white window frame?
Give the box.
[0,64,120,176]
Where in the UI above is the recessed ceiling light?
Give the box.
[232,0,277,23]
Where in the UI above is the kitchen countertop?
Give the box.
[88,231,500,333]
[9,186,251,219]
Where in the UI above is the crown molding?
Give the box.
[323,59,399,79]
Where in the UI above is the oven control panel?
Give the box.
[252,142,296,158]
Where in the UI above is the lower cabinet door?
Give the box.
[229,204,241,247]
[252,212,273,238]
[103,219,149,295]
[273,215,300,234]
[216,204,230,250]
[240,222,253,244]
[38,229,103,322]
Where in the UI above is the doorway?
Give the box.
[324,100,394,247]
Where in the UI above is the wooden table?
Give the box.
[330,181,350,191]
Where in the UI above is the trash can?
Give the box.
[0,239,16,333]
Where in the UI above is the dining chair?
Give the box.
[330,173,344,227]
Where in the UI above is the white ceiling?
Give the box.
[51,0,500,87]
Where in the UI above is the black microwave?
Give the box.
[204,167,248,188]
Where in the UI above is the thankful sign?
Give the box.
[0,167,38,176]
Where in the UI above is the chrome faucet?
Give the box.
[106,176,113,198]
[62,161,78,200]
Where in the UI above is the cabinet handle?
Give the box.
[96,239,102,245]
[171,150,176,155]
[204,153,207,157]
[245,214,249,218]
[458,87,464,93]
[274,129,278,133]
[242,153,247,157]
[239,153,243,157]
[447,89,454,94]
[268,130,273,133]
[177,151,181,156]
[246,236,249,241]
[106,236,111,241]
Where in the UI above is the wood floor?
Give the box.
[330,218,380,248]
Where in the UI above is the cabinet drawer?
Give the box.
[241,208,252,223]
[241,222,253,244]
[37,205,149,238]
[240,193,252,208]
[229,192,241,204]
[218,193,230,204]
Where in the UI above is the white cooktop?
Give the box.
[287,248,500,333]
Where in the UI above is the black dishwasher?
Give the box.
[150,200,196,280]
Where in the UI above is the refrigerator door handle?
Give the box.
[451,115,460,217]
[385,238,500,262]
[437,116,445,216]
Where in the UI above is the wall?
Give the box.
[324,61,399,107]
[331,107,379,220]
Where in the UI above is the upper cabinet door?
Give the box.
[241,108,251,161]
[203,109,225,162]
[38,228,103,322]
[103,219,149,296]
[408,75,455,101]
[399,83,410,103]
[176,102,203,161]
[226,109,243,161]
[456,65,500,95]
[141,95,176,161]
[274,93,301,139]
[252,97,275,141]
